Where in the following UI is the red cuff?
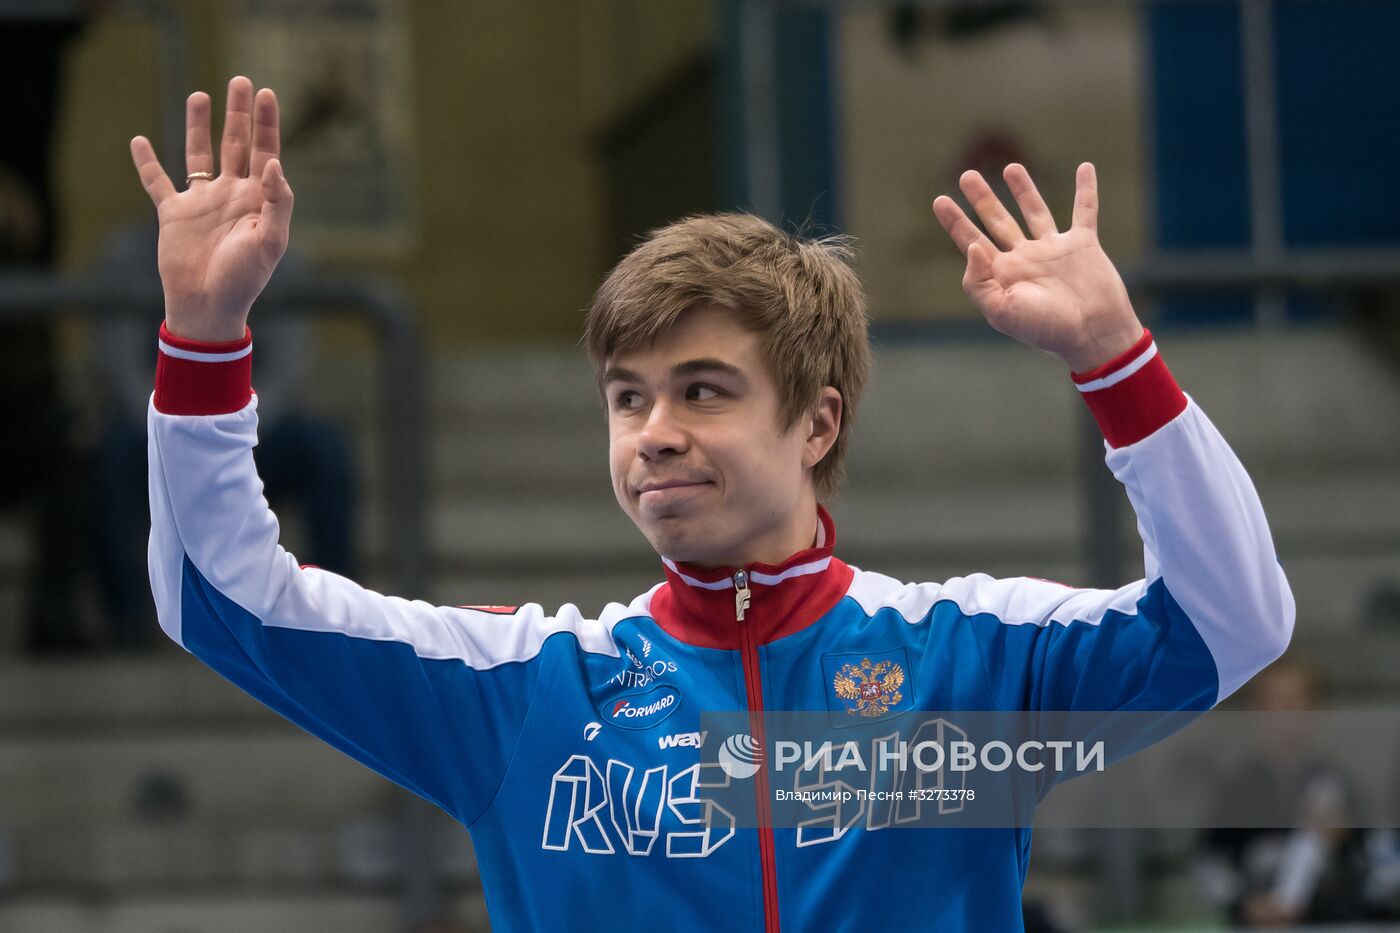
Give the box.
[1071,328,1187,448]
[153,322,254,415]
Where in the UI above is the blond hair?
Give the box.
[584,212,871,499]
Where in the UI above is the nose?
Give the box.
[636,398,689,462]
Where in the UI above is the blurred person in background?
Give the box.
[90,219,356,649]
[1195,657,1400,926]
[0,12,92,653]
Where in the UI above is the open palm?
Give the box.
[932,163,1142,373]
[130,76,292,342]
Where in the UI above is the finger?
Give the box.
[932,195,995,258]
[964,242,1007,322]
[964,241,997,294]
[958,170,1026,249]
[249,87,280,179]
[1003,163,1058,238]
[130,135,176,206]
[1071,161,1099,232]
[258,158,294,258]
[184,91,214,179]
[219,75,255,178]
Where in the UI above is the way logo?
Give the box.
[601,685,681,731]
[658,730,706,750]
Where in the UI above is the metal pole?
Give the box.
[1078,396,1138,922]
[0,277,426,611]
[329,279,434,932]
[367,280,428,599]
[1240,0,1287,328]
[150,3,194,179]
[397,793,441,928]
[741,0,783,221]
[1079,406,1123,596]
[1124,249,1400,291]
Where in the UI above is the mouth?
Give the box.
[635,480,712,507]
[636,480,708,494]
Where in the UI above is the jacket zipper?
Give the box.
[735,569,780,933]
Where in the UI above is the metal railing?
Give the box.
[0,272,426,597]
[0,269,436,924]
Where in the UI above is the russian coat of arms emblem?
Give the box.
[832,657,906,718]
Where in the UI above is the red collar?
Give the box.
[648,506,855,649]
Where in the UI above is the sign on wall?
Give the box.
[838,4,1147,322]
[226,0,417,259]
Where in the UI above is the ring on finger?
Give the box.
[185,172,215,186]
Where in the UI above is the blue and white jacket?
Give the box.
[148,325,1293,932]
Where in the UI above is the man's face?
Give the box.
[604,305,830,569]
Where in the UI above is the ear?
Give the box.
[802,387,843,470]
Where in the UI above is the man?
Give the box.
[1199,660,1385,926]
[131,77,1293,931]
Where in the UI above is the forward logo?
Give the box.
[612,694,675,720]
[598,685,681,731]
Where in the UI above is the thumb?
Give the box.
[964,242,996,290]
[258,158,293,255]
[963,241,1006,319]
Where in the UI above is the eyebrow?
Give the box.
[601,358,749,388]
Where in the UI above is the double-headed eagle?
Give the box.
[833,658,905,718]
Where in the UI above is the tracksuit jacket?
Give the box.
[147,324,1294,931]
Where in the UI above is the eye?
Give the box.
[687,384,721,402]
[612,389,642,411]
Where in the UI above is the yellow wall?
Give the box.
[839,5,1148,322]
[56,1,712,346]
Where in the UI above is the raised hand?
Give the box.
[130,76,293,342]
[932,163,1143,373]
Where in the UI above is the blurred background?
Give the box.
[2,0,1399,930]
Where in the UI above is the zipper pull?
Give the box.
[734,569,751,622]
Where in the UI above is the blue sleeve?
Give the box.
[149,388,598,824]
[951,398,1293,716]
